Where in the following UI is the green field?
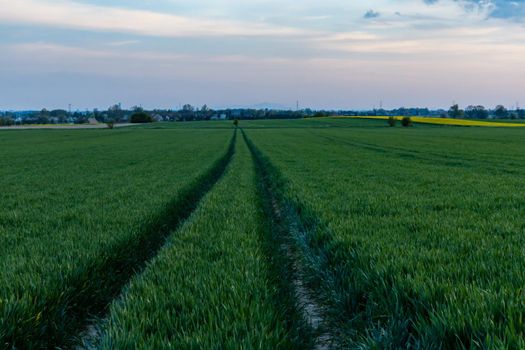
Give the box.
[1,119,525,349]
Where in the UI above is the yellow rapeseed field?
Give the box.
[347,116,525,127]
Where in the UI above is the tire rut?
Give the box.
[13,130,237,350]
[242,129,337,350]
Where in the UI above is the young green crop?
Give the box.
[3,118,525,349]
[99,135,296,349]
[243,118,525,348]
[0,127,233,348]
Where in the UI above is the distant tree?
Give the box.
[494,105,508,119]
[401,116,413,127]
[181,104,195,121]
[465,105,488,119]
[130,112,153,123]
[517,108,525,119]
[108,104,125,122]
[448,104,464,119]
[398,107,409,116]
[387,116,396,127]
[254,109,265,119]
[109,104,122,113]
[182,104,194,112]
[106,120,115,129]
[0,117,14,126]
[35,109,50,124]
[303,108,313,117]
[200,104,213,120]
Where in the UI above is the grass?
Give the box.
[243,118,525,348]
[0,127,233,348]
[99,133,298,349]
[2,119,525,349]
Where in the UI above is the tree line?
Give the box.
[448,104,524,119]
[1,103,524,126]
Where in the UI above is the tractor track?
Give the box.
[242,129,338,350]
[7,130,237,350]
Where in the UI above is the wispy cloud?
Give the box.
[106,40,140,47]
[1,0,525,109]
[0,0,306,38]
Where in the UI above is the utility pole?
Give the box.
[296,100,299,111]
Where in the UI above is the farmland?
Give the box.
[348,116,525,127]
[99,135,298,349]
[244,119,525,348]
[1,118,525,349]
[0,127,233,348]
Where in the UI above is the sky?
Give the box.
[1,0,525,110]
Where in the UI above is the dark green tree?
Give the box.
[130,112,153,123]
[401,116,413,127]
[494,105,508,119]
[465,105,488,119]
[448,104,464,119]
[0,117,14,126]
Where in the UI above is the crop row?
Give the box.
[97,135,300,348]
[2,119,525,348]
[244,122,525,348]
[0,128,234,348]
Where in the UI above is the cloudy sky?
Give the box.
[1,0,524,110]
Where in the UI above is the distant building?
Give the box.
[152,114,163,122]
[88,118,98,125]
[219,114,227,120]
